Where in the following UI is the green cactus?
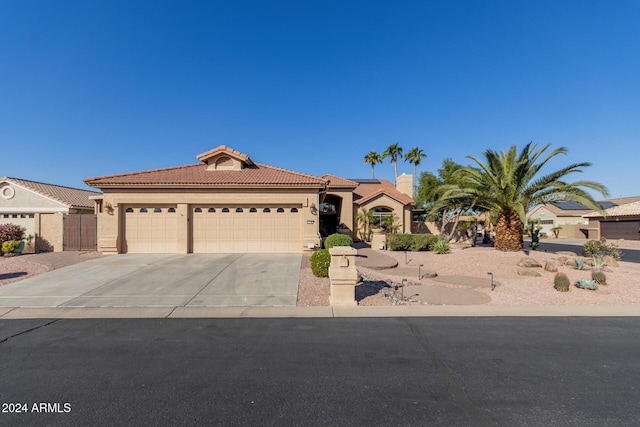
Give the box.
[575,278,598,290]
[554,272,570,292]
[592,270,607,286]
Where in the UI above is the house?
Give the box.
[0,177,100,252]
[584,200,640,241]
[526,196,640,239]
[84,145,414,254]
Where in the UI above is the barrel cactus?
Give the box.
[592,271,607,286]
[554,272,570,292]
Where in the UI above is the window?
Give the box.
[208,208,216,213]
[263,208,271,213]
[168,208,176,213]
[154,208,162,213]
[140,208,148,213]
[194,207,202,213]
[236,208,244,213]
[12,214,17,218]
[20,214,27,218]
[540,219,554,225]
[291,208,298,213]
[28,214,34,218]
[249,208,257,213]
[222,208,230,213]
[125,208,134,213]
[277,208,285,213]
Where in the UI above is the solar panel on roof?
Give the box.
[598,202,617,209]
[551,201,590,210]
[350,179,380,184]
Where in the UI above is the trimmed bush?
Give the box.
[324,233,353,250]
[0,223,25,244]
[387,234,436,251]
[554,272,570,292]
[310,249,331,278]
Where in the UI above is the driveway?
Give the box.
[0,254,302,307]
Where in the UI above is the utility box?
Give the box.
[328,246,358,306]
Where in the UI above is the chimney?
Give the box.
[396,173,412,197]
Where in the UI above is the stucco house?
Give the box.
[0,177,100,252]
[84,146,414,254]
[584,200,640,241]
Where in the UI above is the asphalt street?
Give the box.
[1,317,639,426]
[527,238,640,263]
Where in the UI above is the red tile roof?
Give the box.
[353,179,414,206]
[84,162,327,187]
[196,145,254,165]
[584,201,640,218]
[2,177,99,209]
[321,174,358,188]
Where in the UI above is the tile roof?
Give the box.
[584,201,640,218]
[196,145,253,165]
[84,162,327,187]
[353,178,414,206]
[321,174,358,188]
[2,177,99,209]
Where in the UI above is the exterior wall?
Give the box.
[357,194,411,236]
[556,224,590,239]
[0,183,68,212]
[526,205,557,235]
[35,212,64,252]
[395,173,412,198]
[97,188,321,254]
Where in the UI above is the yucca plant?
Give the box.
[592,271,607,286]
[554,272,570,292]
[574,257,586,270]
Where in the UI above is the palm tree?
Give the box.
[438,142,608,251]
[355,207,376,242]
[382,143,403,179]
[404,147,427,198]
[363,151,383,179]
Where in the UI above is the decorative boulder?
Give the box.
[544,259,559,272]
[603,256,619,268]
[518,267,542,277]
[517,258,543,268]
[556,251,578,257]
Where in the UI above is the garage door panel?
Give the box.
[192,206,301,253]
[124,206,178,253]
[601,220,640,240]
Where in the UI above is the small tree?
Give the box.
[551,226,562,238]
[356,208,375,241]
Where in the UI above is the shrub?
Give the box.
[386,234,413,251]
[429,239,451,254]
[324,233,353,250]
[592,271,607,286]
[0,223,26,244]
[574,257,586,270]
[2,240,21,254]
[310,249,331,278]
[575,278,598,290]
[554,272,570,292]
[386,234,437,252]
[583,237,621,261]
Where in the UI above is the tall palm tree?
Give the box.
[363,151,383,179]
[438,142,608,251]
[383,143,403,179]
[404,147,427,198]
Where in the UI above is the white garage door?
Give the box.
[1,213,35,238]
[124,206,179,253]
[192,206,301,253]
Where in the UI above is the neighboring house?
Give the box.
[584,200,640,241]
[84,146,414,254]
[0,177,100,252]
[526,196,640,239]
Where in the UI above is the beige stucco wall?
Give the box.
[355,194,412,236]
[0,183,68,212]
[97,187,322,254]
[35,212,64,252]
[325,188,355,238]
[395,173,412,198]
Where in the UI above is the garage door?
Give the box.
[1,213,35,238]
[192,206,301,253]
[124,206,179,253]
[600,220,640,241]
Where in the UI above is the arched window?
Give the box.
[277,208,285,213]
[263,208,271,213]
[140,208,148,213]
[194,207,202,213]
[125,208,134,213]
[236,208,244,213]
[249,208,257,213]
[208,208,216,213]
[168,208,176,213]
[222,208,230,213]
[215,156,234,170]
[291,208,298,213]
[154,207,162,213]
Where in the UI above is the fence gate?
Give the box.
[63,214,97,251]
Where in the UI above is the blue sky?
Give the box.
[1,1,638,198]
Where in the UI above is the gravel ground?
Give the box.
[298,238,640,306]
[0,256,50,286]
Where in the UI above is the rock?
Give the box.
[556,256,569,265]
[603,255,619,268]
[584,258,594,267]
[517,257,543,268]
[544,260,558,272]
[556,251,578,257]
[518,267,542,277]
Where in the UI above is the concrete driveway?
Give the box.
[0,254,302,308]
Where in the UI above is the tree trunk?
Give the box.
[371,164,375,179]
[495,211,524,251]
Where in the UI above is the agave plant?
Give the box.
[575,278,598,290]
